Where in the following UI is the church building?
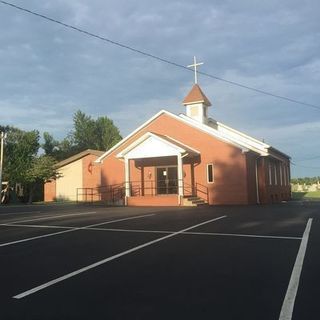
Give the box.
[96,62,291,206]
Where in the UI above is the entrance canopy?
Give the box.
[116,132,200,199]
[116,132,200,160]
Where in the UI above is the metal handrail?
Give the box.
[76,183,125,204]
[130,179,209,202]
[129,179,180,196]
[76,179,209,204]
[196,182,209,203]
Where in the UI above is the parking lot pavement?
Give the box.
[0,202,319,319]
[288,216,320,320]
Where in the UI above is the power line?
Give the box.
[1,0,320,111]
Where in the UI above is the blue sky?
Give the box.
[0,0,319,177]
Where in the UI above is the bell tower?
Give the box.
[183,57,211,124]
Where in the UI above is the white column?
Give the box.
[124,156,131,197]
[177,154,184,197]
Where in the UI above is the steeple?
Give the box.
[183,57,211,124]
[183,84,211,106]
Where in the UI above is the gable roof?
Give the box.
[183,84,212,106]
[96,110,289,163]
[116,132,200,159]
[56,149,104,168]
[206,118,290,160]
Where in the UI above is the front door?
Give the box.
[156,167,178,195]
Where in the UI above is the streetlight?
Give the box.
[0,131,7,204]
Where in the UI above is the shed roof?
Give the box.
[56,149,104,168]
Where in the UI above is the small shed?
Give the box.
[44,149,103,202]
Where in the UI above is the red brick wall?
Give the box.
[258,157,291,204]
[82,154,102,201]
[44,179,56,202]
[82,154,102,188]
[246,152,259,205]
[101,113,253,205]
[128,195,179,206]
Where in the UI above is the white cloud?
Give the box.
[0,0,319,177]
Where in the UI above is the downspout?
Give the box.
[255,156,262,205]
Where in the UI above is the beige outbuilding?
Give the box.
[44,149,103,202]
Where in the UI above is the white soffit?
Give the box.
[117,133,185,159]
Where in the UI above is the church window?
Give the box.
[207,164,214,183]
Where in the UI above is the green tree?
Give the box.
[95,116,122,150]
[1,126,58,203]
[72,110,122,151]
[3,127,40,184]
[291,176,320,185]
[42,132,77,161]
[44,111,122,161]
[25,155,59,203]
[73,111,96,150]
[42,132,59,156]
[55,136,78,160]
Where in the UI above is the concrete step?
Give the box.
[182,196,208,207]
[184,196,199,200]
[191,199,206,204]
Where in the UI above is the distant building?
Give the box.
[44,149,103,202]
[96,84,291,206]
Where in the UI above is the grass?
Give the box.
[292,191,320,201]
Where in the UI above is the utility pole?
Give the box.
[0,131,6,204]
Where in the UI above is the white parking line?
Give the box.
[0,229,80,247]
[7,211,97,224]
[279,218,313,320]
[13,215,227,299]
[0,223,303,240]
[0,213,155,247]
[184,231,302,240]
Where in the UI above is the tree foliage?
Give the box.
[42,132,59,156]
[2,126,39,184]
[25,155,59,184]
[42,132,77,161]
[24,155,59,203]
[1,110,122,202]
[72,110,122,151]
[42,110,122,160]
[0,126,58,203]
[291,177,320,185]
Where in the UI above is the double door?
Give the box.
[156,166,178,195]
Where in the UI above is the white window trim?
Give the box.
[207,163,214,183]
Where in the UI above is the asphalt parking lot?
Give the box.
[0,202,319,320]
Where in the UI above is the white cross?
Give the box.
[187,56,203,84]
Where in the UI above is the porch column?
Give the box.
[124,156,131,197]
[177,153,184,196]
